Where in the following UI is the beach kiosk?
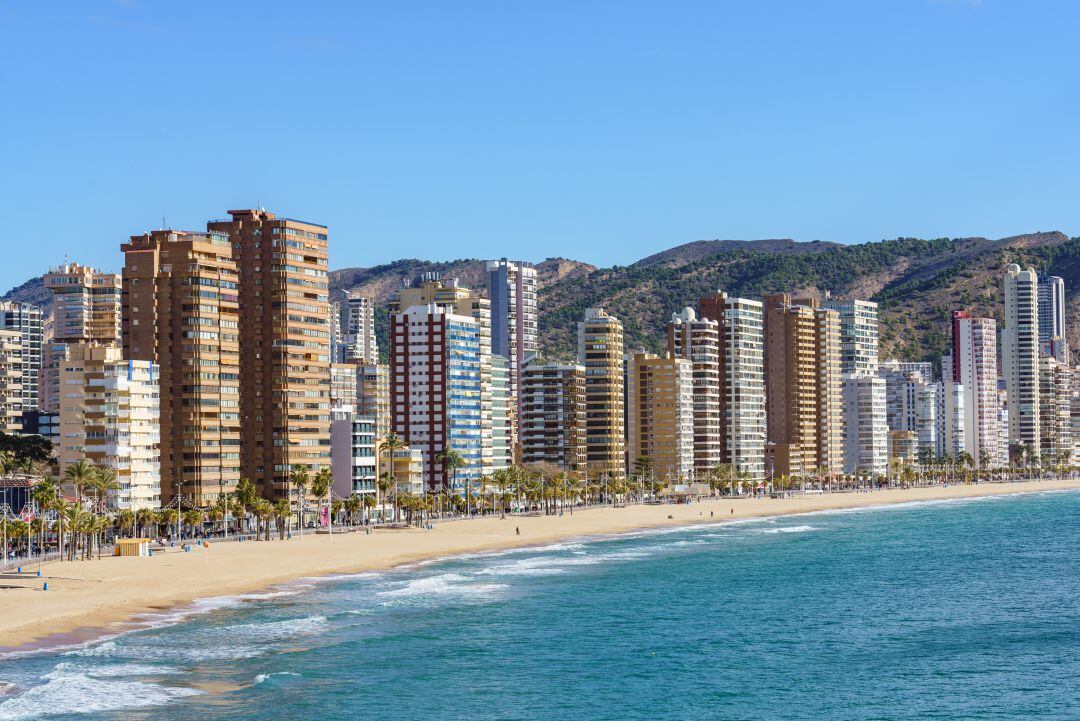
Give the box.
[114,538,152,557]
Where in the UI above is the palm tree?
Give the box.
[362,494,376,523]
[253,499,273,541]
[136,507,157,539]
[376,473,394,524]
[235,478,259,535]
[63,459,97,508]
[272,499,292,540]
[380,433,408,522]
[289,465,310,531]
[435,446,466,515]
[114,509,135,538]
[183,508,205,537]
[30,479,60,557]
[343,494,361,527]
[311,467,333,531]
[90,466,120,513]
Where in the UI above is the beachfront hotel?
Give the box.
[58,343,160,511]
[41,263,122,413]
[207,210,332,499]
[577,308,626,479]
[121,228,242,505]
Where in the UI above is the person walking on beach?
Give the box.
[515,526,520,536]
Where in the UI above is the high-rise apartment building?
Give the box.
[1003,264,1041,454]
[519,357,587,471]
[577,308,625,479]
[763,294,843,477]
[330,407,377,498]
[207,210,332,498]
[626,353,695,482]
[58,344,160,511]
[841,373,888,476]
[336,292,379,364]
[358,363,390,440]
[950,312,1000,467]
[122,228,242,504]
[491,354,514,471]
[330,362,359,410]
[667,307,721,473]
[698,293,767,481]
[0,330,23,432]
[1038,356,1071,462]
[41,263,122,412]
[486,259,538,408]
[0,301,42,414]
[823,298,880,375]
[390,303,489,489]
[1037,275,1066,358]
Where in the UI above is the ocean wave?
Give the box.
[253,671,301,685]
[377,573,508,604]
[0,665,201,720]
[760,525,818,534]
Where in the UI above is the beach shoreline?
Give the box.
[3,479,1078,655]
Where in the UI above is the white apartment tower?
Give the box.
[486,259,538,411]
[950,312,1000,467]
[1003,265,1040,454]
[58,344,160,510]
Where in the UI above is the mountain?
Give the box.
[537,231,1079,364]
[6,233,1079,369]
[633,238,843,269]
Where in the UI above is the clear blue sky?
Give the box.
[1,0,1078,293]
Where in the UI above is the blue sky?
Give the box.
[1,0,1078,292]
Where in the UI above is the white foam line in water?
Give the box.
[760,525,818,534]
[0,665,201,721]
[253,671,301,685]
[377,573,508,602]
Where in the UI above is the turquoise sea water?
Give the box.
[2,489,1079,720]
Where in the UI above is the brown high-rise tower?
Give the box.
[207,210,331,498]
[121,229,242,504]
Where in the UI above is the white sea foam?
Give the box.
[377,573,507,603]
[253,671,301,685]
[760,525,818,534]
[0,666,201,720]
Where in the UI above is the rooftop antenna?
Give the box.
[161,211,166,231]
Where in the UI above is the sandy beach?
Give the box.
[2,479,1078,653]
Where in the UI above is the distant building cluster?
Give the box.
[0,212,1073,514]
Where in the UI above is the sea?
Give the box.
[1,489,1078,720]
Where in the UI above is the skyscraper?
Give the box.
[763,294,843,478]
[950,312,1000,467]
[42,263,122,412]
[626,352,695,483]
[491,354,514,471]
[122,229,241,504]
[1003,264,1040,454]
[577,308,625,479]
[699,292,767,481]
[1037,275,1066,358]
[390,303,489,489]
[0,301,42,414]
[207,210,332,498]
[841,373,888,476]
[486,259,537,410]
[667,307,721,474]
[519,356,587,471]
[337,292,379,364]
[823,298,880,375]
[1038,356,1071,463]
